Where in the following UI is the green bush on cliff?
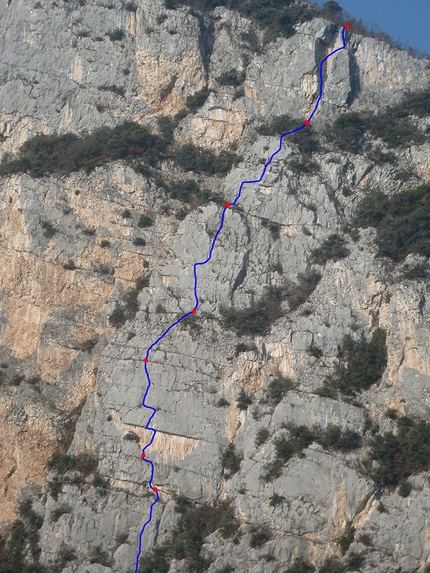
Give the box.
[285,271,321,311]
[266,376,294,405]
[0,499,47,573]
[285,558,315,573]
[310,234,350,265]
[108,274,150,328]
[324,92,427,154]
[47,451,98,476]
[221,443,243,477]
[325,112,366,153]
[262,423,361,482]
[353,185,430,261]
[220,285,288,335]
[167,0,314,42]
[366,110,424,148]
[138,500,239,573]
[396,87,430,117]
[371,416,430,488]
[216,68,246,87]
[316,328,387,397]
[174,143,238,175]
[167,178,223,206]
[258,114,319,154]
[0,122,167,178]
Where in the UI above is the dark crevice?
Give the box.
[346,49,361,107]
[191,10,215,81]
[313,25,337,105]
[232,250,249,294]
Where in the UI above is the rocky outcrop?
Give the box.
[1,0,430,572]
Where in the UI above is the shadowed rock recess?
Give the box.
[0,0,430,572]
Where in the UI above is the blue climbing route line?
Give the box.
[135,25,349,572]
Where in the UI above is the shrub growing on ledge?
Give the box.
[108,306,125,327]
[139,500,239,573]
[249,525,271,548]
[325,100,426,155]
[319,558,346,573]
[133,237,146,247]
[310,234,350,265]
[371,416,430,488]
[353,185,430,261]
[317,426,361,451]
[59,547,77,568]
[395,87,430,118]
[366,109,424,148]
[108,275,150,327]
[288,159,320,174]
[316,328,387,397]
[185,87,210,114]
[285,558,315,573]
[80,338,97,352]
[400,262,428,280]
[285,270,321,311]
[1,520,28,572]
[221,285,288,336]
[261,218,281,240]
[235,342,258,356]
[243,0,313,42]
[169,0,314,42]
[50,504,72,523]
[174,143,238,175]
[0,122,167,178]
[216,68,245,87]
[125,276,150,317]
[167,178,223,206]
[137,214,154,228]
[255,427,270,446]
[262,424,361,482]
[47,451,98,476]
[339,526,355,555]
[221,443,243,478]
[325,112,366,154]
[269,493,286,507]
[266,376,294,405]
[258,113,299,136]
[237,388,253,410]
[124,431,140,442]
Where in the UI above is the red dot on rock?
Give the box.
[344,23,350,29]
[144,358,148,363]
[304,120,310,126]
[191,309,197,314]
[152,486,158,493]
[141,452,146,459]
[225,202,231,208]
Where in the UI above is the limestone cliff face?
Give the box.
[1,1,430,572]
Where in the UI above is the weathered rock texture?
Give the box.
[1,0,430,572]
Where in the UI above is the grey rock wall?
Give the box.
[1,0,430,572]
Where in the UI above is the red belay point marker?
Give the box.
[225,202,231,208]
[144,358,148,363]
[191,309,197,314]
[344,23,350,29]
[304,120,310,126]
[152,487,158,493]
[141,452,146,459]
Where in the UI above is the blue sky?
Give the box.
[313,0,430,55]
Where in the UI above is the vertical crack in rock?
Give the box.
[232,249,250,294]
[192,10,215,82]
[346,48,361,107]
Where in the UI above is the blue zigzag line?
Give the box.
[135,25,348,572]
